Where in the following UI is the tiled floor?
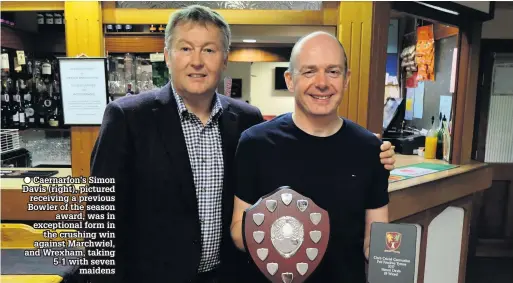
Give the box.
[466,257,513,283]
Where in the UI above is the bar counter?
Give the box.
[388,154,492,221]
[386,154,492,283]
[1,168,74,221]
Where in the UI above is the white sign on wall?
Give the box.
[58,58,109,125]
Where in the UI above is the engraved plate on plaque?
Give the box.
[253,231,265,243]
[297,199,308,212]
[266,200,278,212]
[253,213,265,226]
[309,231,321,244]
[310,213,322,225]
[281,193,293,206]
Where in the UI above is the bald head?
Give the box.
[288,31,348,75]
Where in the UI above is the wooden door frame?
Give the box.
[370,2,487,165]
[472,39,513,163]
[471,39,513,257]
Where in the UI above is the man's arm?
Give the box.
[230,131,260,252]
[231,197,252,251]
[363,139,391,260]
[88,101,131,283]
[364,205,389,260]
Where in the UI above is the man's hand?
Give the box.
[231,197,252,251]
[374,133,396,171]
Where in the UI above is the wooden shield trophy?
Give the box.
[242,186,330,283]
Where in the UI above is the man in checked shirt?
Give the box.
[89,5,396,283]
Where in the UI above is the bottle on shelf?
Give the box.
[125,24,133,32]
[45,13,54,25]
[106,24,114,32]
[149,25,156,33]
[436,112,444,159]
[424,116,438,159]
[41,58,52,84]
[1,48,10,77]
[23,92,36,128]
[48,108,59,128]
[14,90,27,130]
[37,13,45,25]
[115,24,123,32]
[11,93,21,129]
[1,93,12,128]
[158,25,165,33]
[54,13,63,25]
[442,116,451,162]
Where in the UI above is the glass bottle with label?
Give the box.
[45,13,54,24]
[15,92,27,130]
[37,13,45,25]
[37,87,52,127]
[41,58,52,84]
[1,93,12,128]
[54,13,62,24]
[1,48,9,77]
[48,108,59,128]
[23,92,35,128]
[11,93,20,128]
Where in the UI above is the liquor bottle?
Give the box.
[2,73,15,128]
[54,13,63,25]
[158,25,165,33]
[37,13,45,25]
[106,24,114,33]
[11,93,20,128]
[15,91,27,130]
[37,87,52,127]
[1,48,9,77]
[23,92,35,128]
[24,52,33,76]
[48,108,59,128]
[149,25,156,33]
[125,24,133,32]
[45,13,54,25]
[1,93,12,128]
[41,58,52,84]
[115,24,123,32]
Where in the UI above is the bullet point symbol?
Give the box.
[24,177,31,184]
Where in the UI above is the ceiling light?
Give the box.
[243,39,257,43]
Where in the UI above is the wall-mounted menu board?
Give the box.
[58,57,109,125]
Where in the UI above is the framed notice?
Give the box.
[58,57,109,125]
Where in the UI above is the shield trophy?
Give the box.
[242,186,330,283]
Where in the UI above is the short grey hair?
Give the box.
[287,31,348,75]
[165,5,231,56]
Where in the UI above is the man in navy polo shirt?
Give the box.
[230,31,390,283]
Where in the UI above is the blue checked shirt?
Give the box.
[172,87,224,273]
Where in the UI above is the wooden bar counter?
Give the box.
[389,155,492,221]
[1,168,76,221]
[387,155,492,283]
